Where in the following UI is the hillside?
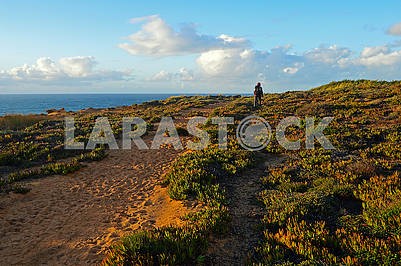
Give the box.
[0,80,400,265]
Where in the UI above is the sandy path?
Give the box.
[206,152,287,265]
[0,103,221,266]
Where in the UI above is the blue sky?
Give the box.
[1,0,401,93]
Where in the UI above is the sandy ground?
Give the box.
[0,104,220,266]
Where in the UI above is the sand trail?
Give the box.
[206,152,286,265]
[0,103,221,266]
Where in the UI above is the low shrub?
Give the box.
[103,144,253,265]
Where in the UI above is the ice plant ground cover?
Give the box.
[0,80,400,264]
[103,80,401,265]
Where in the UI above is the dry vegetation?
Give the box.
[104,80,401,265]
[1,81,400,265]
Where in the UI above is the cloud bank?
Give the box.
[195,44,401,88]
[121,16,401,89]
[0,56,132,85]
[4,16,401,92]
[119,15,249,56]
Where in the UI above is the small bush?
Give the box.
[5,159,82,186]
[103,144,253,264]
[78,147,107,162]
[102,226,207,265]
[0,114,46,130]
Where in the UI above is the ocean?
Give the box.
[0,94,184,116]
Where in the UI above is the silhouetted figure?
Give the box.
[254,82,263,107]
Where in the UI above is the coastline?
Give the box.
[0,93,245,116]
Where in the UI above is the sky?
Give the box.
[0,0,401,93]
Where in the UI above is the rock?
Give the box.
[46,108,67,116]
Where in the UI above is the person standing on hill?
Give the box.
[254,82,263,107]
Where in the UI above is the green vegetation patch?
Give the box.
[103,145,253,265]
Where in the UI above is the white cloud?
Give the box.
[360,46,389,58]
[59,56,97,77]
[196,46,303,78]
[337,45,401,67]
[35,57,59,76]
[218,34,248,44]
[304,45,352,64]
[387,22,401,36]
[196,49,241,76]
[358,46,401,66]
[148,68,195,82]
[4,57,61,80]
[196,44,401,88]
[0,56,132,83]
[148,70,172,81]
[177,68,194,81]
[119,15,249,56]
[283,63,304,75]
